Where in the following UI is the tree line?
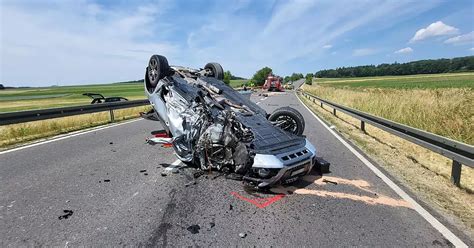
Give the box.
[315,56,474,78]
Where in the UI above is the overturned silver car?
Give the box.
[143,55,319,188]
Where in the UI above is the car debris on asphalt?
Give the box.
[58,210,73,220]
[186,225,200,234]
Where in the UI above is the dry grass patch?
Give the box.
[0,106,151,149]
[303,85,474,145]
[299,95,474,237]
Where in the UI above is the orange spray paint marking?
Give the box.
[231,192,285,208]
[162,143,173,148]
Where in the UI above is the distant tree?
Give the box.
[315,56,474,78]
[0,84,4,90]
[223,70,232,85]
[283,76,291,83]
[305,73,313,85]
[251,67,272,86]
[289,73,304,82]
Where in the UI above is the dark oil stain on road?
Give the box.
[148,189,177,247]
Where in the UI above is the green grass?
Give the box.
[0,82,145,113]
[303,72,474,144]
[229,79,249,88]
[315,72,474,89]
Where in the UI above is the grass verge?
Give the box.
[0,106,151,150]
[302,85,473,145]
[299,94,474,237]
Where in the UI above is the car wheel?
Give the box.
[268,107,305,136]
[204,62,224,80]
[147,55,170,88]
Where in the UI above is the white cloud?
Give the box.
[1,0,443,86]
[394,47,413,54]
[322,44,333,49]
[1,1,177,86]
[470,48,474,51]
[353,48,377,57]
[410,21,459,42]
[444,31,474,45]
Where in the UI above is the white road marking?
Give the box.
[0,119,143,155]
[296,94,467,248]
[256,102,261,105]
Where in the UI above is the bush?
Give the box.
[251,67,272,86]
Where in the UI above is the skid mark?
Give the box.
[272,175,412,209]
[231,192,285,208]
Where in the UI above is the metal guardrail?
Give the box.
[0,99,149,126]
[298,91,474,187]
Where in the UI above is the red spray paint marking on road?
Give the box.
[154,133,169,138]
[162,143,173,148]
[231,192,285,208]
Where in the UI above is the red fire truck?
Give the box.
[262,73,284,92]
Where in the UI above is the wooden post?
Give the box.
[333,108,336,116]
[109,109,115,123]
[451,160,461,187]
[361,120,366,132]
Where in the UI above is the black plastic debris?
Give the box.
[58,210,73,220]
[193,170,204,179]
[209,222,215,228]
[225,173,243,181]
[229,204,233,211]
[315,157,331,173]
[140,170,147,173]
[322,179,338,185]
[104,179,110,182]
[187,225,200,234]
[161,172,167,177]
[109,142,113,145]
[144,173,148,176]
[160,163,171,168]
[211,173,223,180]
[239,233,247,238]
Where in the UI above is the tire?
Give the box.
[204,62,224,80]
[268,107,305,136]
[147,55,171,88]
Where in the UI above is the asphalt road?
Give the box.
[0,91,470,247]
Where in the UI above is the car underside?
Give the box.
[143,55,320,189]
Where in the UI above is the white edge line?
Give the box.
[0,119,143,155]
[296,94,467,248]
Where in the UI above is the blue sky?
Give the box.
[1,0,473,86]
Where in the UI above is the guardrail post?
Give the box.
[361,120,366,132]
[451,160,461,187]
[333,108,336,116]
[320,102,323,108]
[109,109,115,123]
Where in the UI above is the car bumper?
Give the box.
[247,139,317,188]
